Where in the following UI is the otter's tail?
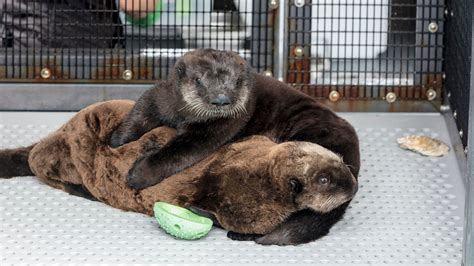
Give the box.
[0,145,35,178]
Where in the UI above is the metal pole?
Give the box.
[273,0,288,81]
[463,6,474,265]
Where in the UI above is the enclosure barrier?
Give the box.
[0,0,472,264]
[1,0,444,104]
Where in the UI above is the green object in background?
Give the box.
[126,0,191,27]
[126,0,162,27]
[154,202,213,240]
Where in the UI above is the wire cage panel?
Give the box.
[444,0,472,148]
[0,0,446,104]
[286,0,445,101]
[0,0,273,81]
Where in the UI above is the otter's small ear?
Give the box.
[174,61,186,78]
[289,178,303,194]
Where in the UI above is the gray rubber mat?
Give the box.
[0,112,465,265]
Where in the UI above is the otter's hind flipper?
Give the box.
[0,145,35,178]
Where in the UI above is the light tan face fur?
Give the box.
[269,142,358,213]
[175,50,252,120]
[179,82,250,120]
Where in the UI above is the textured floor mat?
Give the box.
[0,112,464,265]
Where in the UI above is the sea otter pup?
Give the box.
[110,49,257,188]
[110,49,361,245]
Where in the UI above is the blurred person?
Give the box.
[0,0,156,48]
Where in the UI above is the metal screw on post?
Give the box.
[385,92,397,103]
[459,129,464,138]
[329,91,341,102]
[122,70,133,81]
[453,110,457,119]
[294,0,305,8]
[262,70,273,77]
[440,105,450,112]
[40,68,51,79]
[426,89,437,101]
[269,0,278,10]
[428,22,439,33]
[293,46,304,57]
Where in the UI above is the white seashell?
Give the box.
[397,135,450,157]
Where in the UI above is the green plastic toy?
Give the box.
[153,202,213,240]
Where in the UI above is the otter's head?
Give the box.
[172,49,254,120]
[270,142,358,213]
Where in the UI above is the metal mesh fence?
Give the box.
[0,0,445,103]
[0,0,273,82]
[286,0,445,101]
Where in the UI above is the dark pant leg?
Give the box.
[1,0,50,48]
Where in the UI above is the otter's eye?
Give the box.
[176,66,185,76]
[289,178,303,194]
[235,78,243,87]
[318,176,329,185]
[195,78,202,85]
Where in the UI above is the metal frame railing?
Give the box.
[463,22,473,266]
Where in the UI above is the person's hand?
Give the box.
[119,0,156,19]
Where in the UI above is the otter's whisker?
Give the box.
[239,105,247,116]
[192,102,204,116]
[195,106,203,117]
[321,195,333,212]
[198,106,207,118]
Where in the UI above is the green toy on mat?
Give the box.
[154,202,213,240]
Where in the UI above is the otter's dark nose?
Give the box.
[210,94,231,106]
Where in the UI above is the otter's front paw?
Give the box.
[227,231,262,241]
[109,131,124,148]
[127,158,162,190]
[188,206,221,227]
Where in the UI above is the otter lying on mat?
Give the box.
[0,100,358,245]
